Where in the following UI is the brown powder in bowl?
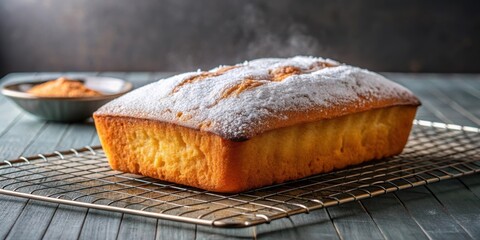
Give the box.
[27,77,103,97]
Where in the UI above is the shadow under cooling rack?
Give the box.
[0,120,479,228]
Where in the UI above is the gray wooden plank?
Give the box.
[395,186,472,239]
[255,209,340,240]
[456,77,480,101]
[0,102,64,240]
[0,114,46,159]
[385,83,443,122]
[1,118,82,239]
[90,133,101,146]
[426,179,480,239]
[390,80,443,122]
[55,123,96,151]
[401,75,480,239]
[0,121,71,240]
[42,205,88,240]
[78,209,122,240]
[433,75,480,109]
[361,194,429,240]
[196,225,253,239]
[5,200,57,240]
[326,201,386,240]
[459,175,480,200]
[425,79,480,126]
[0,86,62,239]
[393,77,458,124]
[22,122,69,155]
[254,218,297,240]
[41,125,114,240]
[389,76,446,123]
[400,75,480,239]
[458,174,480,239]
[0,195,30,240]
[390,74,479,126]
[156,219,196,240]
[0,100,23,137]
[0,112,40,239]
[117,214,157,240]
[36,122,92,240]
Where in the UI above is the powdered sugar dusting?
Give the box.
[96,56,420,140]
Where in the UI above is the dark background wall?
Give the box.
[0,0,479,77]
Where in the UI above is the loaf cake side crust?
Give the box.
[94,115,242,192]
[94,105,417,193]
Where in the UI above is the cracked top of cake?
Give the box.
[94,56,420,141]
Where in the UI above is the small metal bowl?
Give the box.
[1,76,133,122]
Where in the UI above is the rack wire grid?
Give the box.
[0,120,479,228]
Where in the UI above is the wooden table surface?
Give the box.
[0,72,479,240]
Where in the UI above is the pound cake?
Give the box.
[93,56,420,193]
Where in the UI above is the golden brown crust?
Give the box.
[94,114,240,191]
[220,78,265,100]
[269,66,302,81]
[94,105,417,193]
[171,66,237,94]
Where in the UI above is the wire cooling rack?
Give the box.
[0,120,479,228]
